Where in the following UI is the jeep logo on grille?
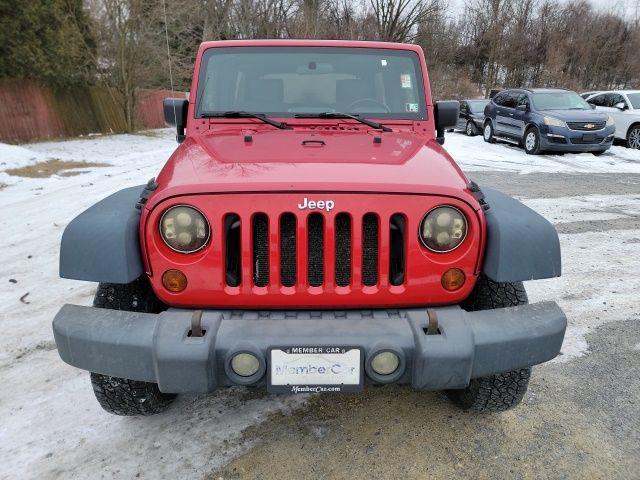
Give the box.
[298,197,335,212]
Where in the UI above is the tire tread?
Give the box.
[91,373,176,416]
[90,277,173,416]
[447,275,531,412]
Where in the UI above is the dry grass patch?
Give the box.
[5,159,110,178]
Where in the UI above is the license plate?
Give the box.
[582,134,596,142]
[268,346,363,393]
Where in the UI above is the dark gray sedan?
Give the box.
[456,99,489,136]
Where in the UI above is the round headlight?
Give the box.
[159,205,210,253]
[419,206,467,252]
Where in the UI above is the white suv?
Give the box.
[583,90,640,149]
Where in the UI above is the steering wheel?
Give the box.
[346,98,391,114]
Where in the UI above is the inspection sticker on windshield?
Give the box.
[406,103,419,112]
[400,74,412,88]
[268,346,363,393]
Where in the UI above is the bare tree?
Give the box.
[371,0,438,42]
[87,0,165,131]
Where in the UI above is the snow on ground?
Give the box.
[522,195,640,224]
[0,142,46,169]
[447,132,640,174]
[0,129,639,478]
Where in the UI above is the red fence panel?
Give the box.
[0,79,184,143]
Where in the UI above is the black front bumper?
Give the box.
[53,302,566,393]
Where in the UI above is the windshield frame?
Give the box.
[531,92,591,111]
[195,46,427,120]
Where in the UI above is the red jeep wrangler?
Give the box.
[53,40,566,415]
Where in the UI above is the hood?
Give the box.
[149,127,475,210]
[538,109,609,122]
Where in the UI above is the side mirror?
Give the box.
[590,103,596,109]
[614,102,627,111]
[163,98,189,143]
[434,101,460,145]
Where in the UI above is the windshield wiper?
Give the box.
[294,112,392,132]
[200,111,290,129]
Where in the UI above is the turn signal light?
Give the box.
[441,268,465,291]
[162,269,187,292]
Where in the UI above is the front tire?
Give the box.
[465,121,477,136]
[91,373,176,416]
[523,127,542,155]
[627,125,640,149]
[91,277,174,416]
[446,275,531,412]
[483,121,495,143]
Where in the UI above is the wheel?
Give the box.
[446,275,531,412]
[627,125,640,149]
[483,121,494,143]
[93,276,164,312]
[523,127,541,154]
[91,277,175,416]
[465,120,477,136]
[91,373,176,416]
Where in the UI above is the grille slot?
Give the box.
[362,213,379,286]
[307,214,324,286]
[389,214,406,286]
[335,213,351,287]
[570,136,604,144]
[252,214,269,287]
[280,213,297,287]
[224,214,241,287]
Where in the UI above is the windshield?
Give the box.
[196,47,426,119]
[627,93,640,109]
[467,100,489,113]
[531,92,591,111]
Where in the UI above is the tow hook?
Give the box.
[189,310,205,337]
[426,309,439,335]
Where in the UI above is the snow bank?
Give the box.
[0,142,47,168]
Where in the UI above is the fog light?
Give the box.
[162,269,187,292]
[371,351,400,376]
[231,353,260,377]
[441,268,465,291]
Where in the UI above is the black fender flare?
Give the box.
[60,185,146,284]
[481,188,561,283]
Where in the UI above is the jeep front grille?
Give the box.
[224,210,404,290]
[148,193,482,308]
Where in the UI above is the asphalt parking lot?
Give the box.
[1,130,639,479]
